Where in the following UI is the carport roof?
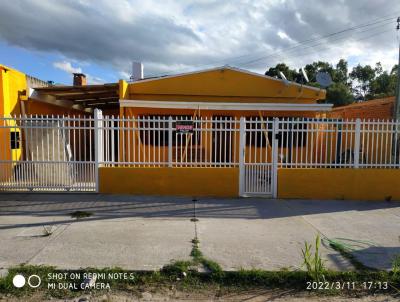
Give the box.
[33,83,119,110]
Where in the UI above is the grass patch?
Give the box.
[1,265,398,298]
[189,237,222,277]
[391,254,400,278]
[161,261,193,279]
[70,211,93,219]
[2,236,398,298]
[190,245,203,260]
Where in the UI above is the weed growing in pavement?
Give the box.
[190,245,203,260]
[301,234,325,282]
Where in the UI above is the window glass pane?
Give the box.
[10,131,20,149]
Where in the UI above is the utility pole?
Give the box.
[394,17,400,164]
[395,17,400,120]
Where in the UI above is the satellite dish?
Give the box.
[316,71,332,88]
[301,67,309,83]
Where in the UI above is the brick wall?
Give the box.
[328,96,395,120]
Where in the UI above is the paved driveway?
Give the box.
[0,194,399,271]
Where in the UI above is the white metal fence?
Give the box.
[276,118,400,168]
[1,112,400,194]
[100,116,400,169]
[0,115,96,191]
[100,115,240,167]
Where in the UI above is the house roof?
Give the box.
[127,65,326,103]
[134,65,322,92]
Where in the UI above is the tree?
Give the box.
[303,60,353,106]
[349,64,375,100]
[374,62,383,75]
[265,63,299,81]
[333,59,349,85]
[304,61,334,83]
[391,64,398,76]
[369,71,396,98]
[264,60,398,106]
[326,82,354,106]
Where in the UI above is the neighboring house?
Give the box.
[328,96,395,120]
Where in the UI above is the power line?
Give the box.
[265,28,394,67]
[239,21,394,68]
[145,11,400,77]
[229,17,395,67]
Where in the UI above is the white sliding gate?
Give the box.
[0,114,97,192]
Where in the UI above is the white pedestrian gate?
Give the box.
[239,117,278,198]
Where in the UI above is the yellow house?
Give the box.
[1,64,329,121]
[1,63,332,197]
[116,66,329,166]
[99,66,331,197]
[3,63,400,201]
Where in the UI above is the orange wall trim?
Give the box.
[99,167,239,197]
[278,168,400,201]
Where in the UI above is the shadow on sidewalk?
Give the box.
[0,193,399,230]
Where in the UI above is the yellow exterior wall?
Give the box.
[0,64,27,116]
[278,168,400,201]
[99,167,239,197]
[0,65,26,175]
[22,99,89,116]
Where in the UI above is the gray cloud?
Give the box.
[0,0,399,77]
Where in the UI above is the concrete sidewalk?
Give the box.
[0,194,399,271]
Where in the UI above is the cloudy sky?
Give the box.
[0,0,399,84]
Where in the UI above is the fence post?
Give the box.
[239,117,246,196]
[272,118,279,198]
[168,116,173,167]
[354,118,361,168]
[94,109,103,192]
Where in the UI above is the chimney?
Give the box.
[131,62,144,81]
[73,73,87,86]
